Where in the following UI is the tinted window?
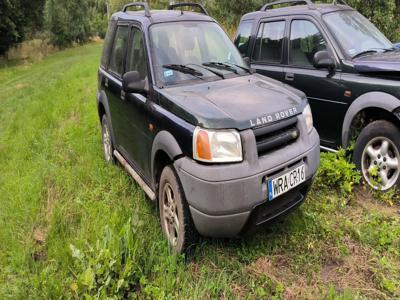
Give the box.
[101,21,117,68]
[127,28,148,80]
[289,20,327,67]
[109,26,128,76]
[235,20,253,56]
[252,21,285,63]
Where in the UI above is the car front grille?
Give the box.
[253,117,299,157]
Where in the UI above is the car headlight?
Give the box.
[302,104,313,134]
[193,127,243,163]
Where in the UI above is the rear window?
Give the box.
[101,20,117,69]
[252,21,285,64]
[234,20,253,57]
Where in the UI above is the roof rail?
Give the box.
[122,2,151,17]
[260,0,348,11]
[168,2,209,16]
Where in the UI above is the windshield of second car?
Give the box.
[323,10,393,58]
[150,21,247,87]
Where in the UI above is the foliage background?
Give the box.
[1,0,400,55]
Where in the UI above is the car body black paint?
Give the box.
[236,3,400,148]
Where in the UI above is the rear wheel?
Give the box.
[354,120,400,191]
[101,115,115,164]
[158,165,197,253]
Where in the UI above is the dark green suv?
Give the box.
[235,0,400,191]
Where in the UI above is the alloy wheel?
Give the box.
[361,137,400,190]
[102,120,112,162]
[162,183,180,247]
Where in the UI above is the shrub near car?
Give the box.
[97,2,320,253]
[235,0,400,191]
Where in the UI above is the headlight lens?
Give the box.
[302,104,313,133]
[193,127,243,163]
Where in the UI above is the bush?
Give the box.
[316,149,361,196]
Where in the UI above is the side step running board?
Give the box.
[114,150,156,201]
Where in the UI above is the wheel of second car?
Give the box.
[354,120,400,191]
[158,165,198,253]
[101,115,115,164]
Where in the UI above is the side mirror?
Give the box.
[313,50,335,70]
[243,56,251,67]
[122,71,147,94]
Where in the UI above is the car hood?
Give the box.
[353,50,400,74]
[157,74,307,131]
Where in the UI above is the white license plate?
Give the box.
[268,164,306,201]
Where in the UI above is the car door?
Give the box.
[249,18,287,82]
[283,17,347,147]
[105,24,129,150]
[118,25,154,181]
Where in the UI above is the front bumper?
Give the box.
[174,126,320,238]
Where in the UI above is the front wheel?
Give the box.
[158,165,198,253]
[354,120,400,191]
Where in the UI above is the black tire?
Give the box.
[101,115,116,164]
[158,165,198,253]
[354,120,400,191]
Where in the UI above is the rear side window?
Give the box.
[109,26,129,77]
[289,20,327,67]
[252,21,285,64]
[101,21,117,69]
[234,20,253,57]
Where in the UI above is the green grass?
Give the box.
[0,42,399,299]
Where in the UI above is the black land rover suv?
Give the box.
[235,0,400,191]
[97,2,320,253]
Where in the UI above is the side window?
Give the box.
[252,21,285,64]
[289,20,327,67]
[234,20,253,57]
[109,26,129,77]
[101,21,117,69]
[126,27,148,80]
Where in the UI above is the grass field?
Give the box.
[0,42,399,299]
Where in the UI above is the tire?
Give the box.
[101,115,115,164]
[158,165,198,253]
[354,120,400,191]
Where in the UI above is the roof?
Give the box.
[111,10,214,25]
[242,3,354,20]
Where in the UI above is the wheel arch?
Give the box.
[342,92,400,148]
[151,131,184,192]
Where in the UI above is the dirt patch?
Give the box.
[31,180,61,261]
[354,187,400,217]
[247,238,387,299]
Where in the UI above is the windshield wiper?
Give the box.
[186,64,225,79]
[352,50,378,59]
[352,47,395,59]
[162,64,204,79]
[223,62,252,74]
[203,62,239,74]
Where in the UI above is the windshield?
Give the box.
[150,21,247,87]
[323,11,393,58]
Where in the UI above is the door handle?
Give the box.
[121,90,126,101]
[104,77,109,87]
[285,73,295,81]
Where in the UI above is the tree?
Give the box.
[0,1,22,54]
[45,0,92,47]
